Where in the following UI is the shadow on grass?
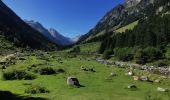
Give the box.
[0,90,47,100]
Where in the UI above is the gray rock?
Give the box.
[125,71,134,76]
[154,80,160,83]
[128,84,137,89]
[139,76,149,81]
[67,77,80,87]
[157,87,168,92]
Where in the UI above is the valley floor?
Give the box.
[0,51,170,100]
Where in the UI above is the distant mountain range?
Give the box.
[25,20,75,46]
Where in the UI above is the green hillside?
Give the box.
[115,21,139,33]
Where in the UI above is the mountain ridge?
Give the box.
[0,0,57,50]
[78,0,170,43]
[25,20,74,46]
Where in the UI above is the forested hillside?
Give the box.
[78,0,170,44]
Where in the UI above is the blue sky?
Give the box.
[3,0,124,38]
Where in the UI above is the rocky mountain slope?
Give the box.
[78,0,170,43]
[25,20,73,46]
[0,1,57,50]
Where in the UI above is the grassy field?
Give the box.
[0,51,170,100]
[79,42,101,53]
[115,21,138,33]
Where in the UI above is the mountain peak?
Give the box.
[25,20,74,46]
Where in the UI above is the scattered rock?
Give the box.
[133,76,140,81]
[110,72,117,77]
[154,80,160,83]
[128,84,137,89]
[125,71,134,76]
[81,66,88,71]
[80,66,96,72]
[139,76,149,81]
[67,77,80,87]
[157,87,168,92]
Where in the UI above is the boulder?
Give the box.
[81,66,88,71]
[133,76,139,81]
[128,84,137,89]
[157,87,168,92]
[67,77,80,87]
[139,76,149,81]
[154,80,160,83]
[125,71,134,76]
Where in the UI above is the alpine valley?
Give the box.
[0,0,170,100]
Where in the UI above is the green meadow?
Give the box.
[0,51,170,100]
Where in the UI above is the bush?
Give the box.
[134,49,147,64]
[114,48,133,61]
[165,44,170,59]
[155,60,168,67]
[69,46,80,53]
[143,47,162,62]
[2,69,36,80]
[25,85,49,94]
[135,47,162,64]
[35,67,65,75]
[102,49,113,59]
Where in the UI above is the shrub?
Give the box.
[134,49,147,64]
[143,47,162,62]
[102,49,113,59]
[25,85,49,94]
[155,60,168,67]
[134,47,162,64]
[2,69,36,80]
[35,67,65,75]
[114,47,133,61]
[165,44,170,59]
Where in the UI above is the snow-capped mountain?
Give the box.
[25,20,74,46]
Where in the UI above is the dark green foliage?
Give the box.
[25,85,49,94]
[100,14,170,55]
[155,60,168,67]
[0,90,47,100]
[134,47,162,64]
[2,69,36,80]
[35,67,65,75]
[114,48,133,61]
[165,44,170,59]
[102,49,113,59]
[135,49,148,65]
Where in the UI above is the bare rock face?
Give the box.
[125,0,141,8]
[67,77,80,87]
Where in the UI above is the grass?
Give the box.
[79,42,101,53]
[115,21,139,33]
[0,52,170,100]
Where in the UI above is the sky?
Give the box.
[3,0,124,38]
